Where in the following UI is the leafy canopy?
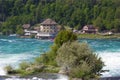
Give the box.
[56,41,104,78]
[54,30,77,47]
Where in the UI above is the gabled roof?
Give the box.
[84,25,96,29]
[34,27,40,31]
[22,24,30,29]
[41,18,57,25]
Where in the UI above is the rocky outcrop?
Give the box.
[26,64,44,71]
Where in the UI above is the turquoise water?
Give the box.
[0,36,53,75]
[80,39,120,77]
[0,37,120,77]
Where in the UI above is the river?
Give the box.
[0,37,120,79]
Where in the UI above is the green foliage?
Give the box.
[35,53,50,65]
[35,30,77,66]
[19,61,30,70]
[15,69,34,76]
[78,34,119,39]
[6,29,104,79]
[55,30,77,47]
[4,65,18,74]
[56,41,104,78]
[70,62,91,79]
[43,65,59,73]
[114,19,120,32]
[0,0,120,35]
[35,44,59,66]
[4,65,14,74]
[16,25,24,35]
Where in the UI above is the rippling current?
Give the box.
[0,36,120,78]
[0,36,53,76]
[80,39,120,77]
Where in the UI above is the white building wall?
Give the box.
[40,25,44,31]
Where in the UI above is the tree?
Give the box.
[35,30,77,66]
[56,41,104,79]
[12,0,24,15]
[16,25,24,35]
[54,30,77,47]
[36,3,42,22]
[1,0,120,35]
[93,17,105,31]
[93,5,100,19]
[115,7,120,19]
[114,19,120,32]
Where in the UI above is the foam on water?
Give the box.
[98,51,120,77]
[56,74,69,80]
[0,53,37,75]
[0,67,6,75]
[0,37,120,78]
[80,39,120,77]
[0,37,52,76]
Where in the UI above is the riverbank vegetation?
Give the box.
[5,30,104,79]
[78,33,120,39]
[0,0,120,35]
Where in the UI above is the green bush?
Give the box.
[69,62,91,79]
[43,65,59,73]
[19,61,30,70]
[30,34,35,38]
[55,30,77,47]
[4,65,15,74]
[37,30,77,66]
[15,69,34,76]
[56,41,104,78]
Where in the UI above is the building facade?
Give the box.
[82,25,98,34]
[36,18,58,39]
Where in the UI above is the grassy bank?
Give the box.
[78,33,120,39]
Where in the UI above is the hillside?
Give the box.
[0,0,120,35]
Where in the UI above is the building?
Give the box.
[36,18,58,39]
[82,25,98,34]
[34,27,40,32]
[22,24,30,30]
[22,19,60,39]
[22,24,31,36]
[22,24,38,36]
[40,18,58,33]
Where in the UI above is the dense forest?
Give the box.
[0,0,120,35]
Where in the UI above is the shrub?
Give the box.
[4,65,14,74]
[55,30,77,47]
[38,30,78,66]
[56,41,104,78]
[19,61,30,70]
[69,62,91,79]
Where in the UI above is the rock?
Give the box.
[25,67,33,71]
[59,69,66,74]
[72,78,82,80]
[59,69,69,75]
[26,64,44,71]
[59,67,69,75]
